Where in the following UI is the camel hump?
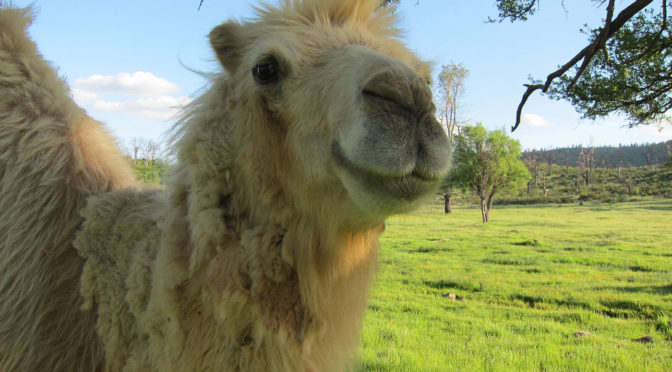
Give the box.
[0,6,137,371]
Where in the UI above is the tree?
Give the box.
[578,147,596,186]
[523,150,540,194]
[125,137,169,184]
[540,150,553,197]
[141,139,162,167]
[437,63,469,141]
[437,63,469,213]
[447,124,530,223]
[494,0,672,131]
[128,137,144,161]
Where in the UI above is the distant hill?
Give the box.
[523,141,671,168]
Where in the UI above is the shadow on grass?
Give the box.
[507,294,662,320]
[424,279,482,292]
[357,360,390,372]
[640,205,672,211]
[512,239,542,247]
[504,294,596,312]
[598,299,662,320]
[601,284,672,296]
[552,257,660,272]
[482,257,541,266]
[410,247,454,254]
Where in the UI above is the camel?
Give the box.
[0,1,450,371]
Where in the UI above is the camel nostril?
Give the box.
[363,70,414,107]
[363,69,433,115]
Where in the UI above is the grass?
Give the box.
[357,198,672,371]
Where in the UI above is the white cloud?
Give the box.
[73,71,179,96]
[92,96,193,120]
[71,71,192,121]
[71,88,101,105]
[634,123,672,139]
[521,113,555,127]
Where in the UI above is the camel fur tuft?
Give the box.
[0,1,450,371]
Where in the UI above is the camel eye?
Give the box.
[252,57,280,84]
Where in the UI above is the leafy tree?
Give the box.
[493,0,672,131]
[446,124,530,223]
[131,158,169,185]
[124,137,169,184]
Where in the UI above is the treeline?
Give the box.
[522,141,671,168]
[496,163,672,205]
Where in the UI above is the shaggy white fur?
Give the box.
[0,1,450,371]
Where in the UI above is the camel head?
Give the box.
[209,0,450,227]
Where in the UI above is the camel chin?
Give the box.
[332,140,440,216]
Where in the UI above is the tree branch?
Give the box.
[662,0,668,31]
[512,0,654,131]
[566,0,615,91]
[519,0,538,19]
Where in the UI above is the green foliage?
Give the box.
[550,8,672,126]
[494,0,672,128]
[488,0,538,22]
[446,123,530,221]
[380,0,400,7]
[358,199,672,371]
[449,124,530,193]
[130,158,169,185]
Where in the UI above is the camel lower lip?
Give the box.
[331,141,437,201]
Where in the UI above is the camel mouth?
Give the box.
[331,141,439,202]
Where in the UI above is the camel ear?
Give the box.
[209,21,244,74]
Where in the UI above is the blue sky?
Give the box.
[13,0,672,151]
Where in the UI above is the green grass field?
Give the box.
[357,198,672,371]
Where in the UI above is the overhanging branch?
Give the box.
[512,0,654,131]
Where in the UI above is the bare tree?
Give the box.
[142,140,162,167]
[437,62,469,141]
[128,137,145,161]
[578,147,596,186]
[523,150,540,195]
[540,151,553,197]
[437,63,469,213]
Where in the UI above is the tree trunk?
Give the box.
[480,198,489,223]
[443,192,452,214]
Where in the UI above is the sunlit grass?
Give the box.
[358,198,672,371]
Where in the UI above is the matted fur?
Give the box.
[0,1,450,371]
